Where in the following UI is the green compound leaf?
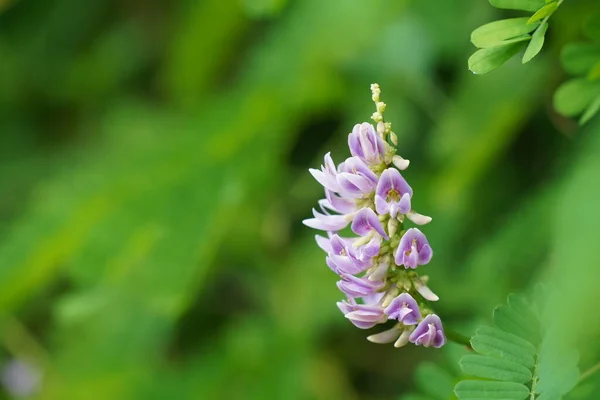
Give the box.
[527,2,558,24]
[471,18,539,48]
[523,22,548,63]
[455,380,529,400]
[459,355,532,383]
[489,0,546,12]
[560,43,600,75]
[470,326,537,368]
[455,294,581,400]
[469,43,527,74]
[554,78,600,116]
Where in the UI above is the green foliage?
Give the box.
[1,0,599,399]
[400,343,470,400]
[454,294,580,400]
[554,16,600,124]
[460,355,532,383]
[470,0,600,124]
[522,22,548,63]
[470,18,539,49]
[455,381,530,400]
[489,0,545,12]
[469,43,528,75]
[468,0,561,74]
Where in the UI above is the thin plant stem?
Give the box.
[445,328,473,351]
[579,361,600,384]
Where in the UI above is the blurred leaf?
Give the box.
[535,336,580,399]
[242,0,287,18]
[400,395,436,400]
[580,94,600,124]
[522,22,548,63]
[588,60,600,81]
[471,18,538,48]
[489,0,545,12]
[583,10,600,41]
[469,43,526,74]
[455,380,529,400]
[560,43,600,75]
[546,118,600,361]
[400,343,469,400]
[527,2,557,24]
[162,0,249,106]
[553,78,600,116]
[414,362,455,400]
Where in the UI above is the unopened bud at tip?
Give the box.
[369,260,390,282]
[392,155,410,170]
[417,284,439,301]
[406,210,432,225]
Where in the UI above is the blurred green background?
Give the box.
[0,0,599,399]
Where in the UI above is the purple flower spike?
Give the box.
[337,274,384,297]
[309,152,341,193]
[409,314,446,348]
[303,208,350,232]
[394,228,432,269]
[337,300,386,329]
[352,208,389,239]
[348,122,386,166]
[375,168,413,217]
[384,293,422,325]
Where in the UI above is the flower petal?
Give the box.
[398,192,412,215]
[303,209,350,231]
[374,195,389,215]
[367,326,402,344]
[325,190,356,214]
[315,235,332,253]
[351,208,389,239]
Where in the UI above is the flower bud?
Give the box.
[388,217,399,238]
[394,328,412,348]
[406,210,432,225]
[367,325,402,344]
[413,277,439,301]
[392,155,410,170]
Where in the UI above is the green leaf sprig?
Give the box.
[468,0,562,74]
[454,293,580,400]
[554,12,600,125]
